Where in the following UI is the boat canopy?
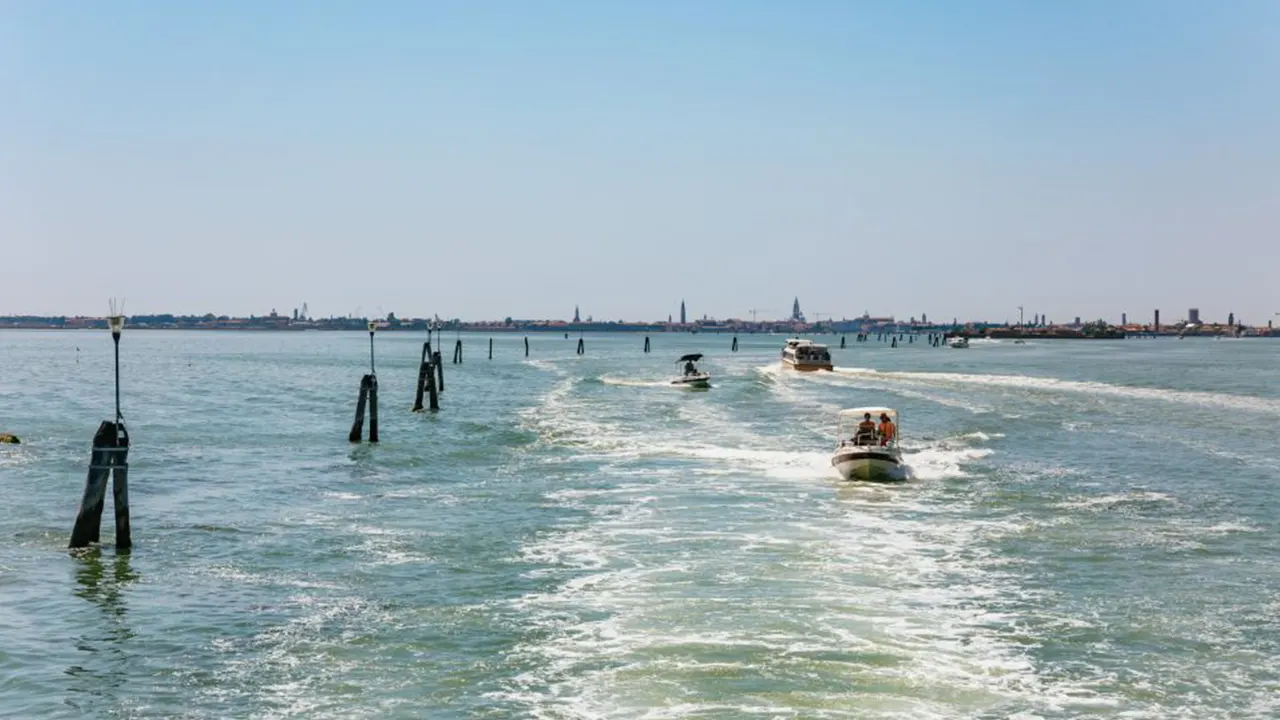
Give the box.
[839,407,898,419]
[678,353,703,362]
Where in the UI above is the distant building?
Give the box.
[574,305,581,323]
[680,300,686,325]
[1189,308,1200,325]
[1121,313,1127,325]
[1074,316,1081,326]
[791,297,805,323]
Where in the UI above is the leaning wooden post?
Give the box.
[524,336,529,357]
[731,336,739,352]
[412,343,430,412]
[349,375,370,442]
[453,338,463,364]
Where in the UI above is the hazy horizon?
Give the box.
[3,1,1277,325]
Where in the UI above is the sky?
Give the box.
[2,1,1277,325]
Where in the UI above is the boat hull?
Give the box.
[831,449,904,482]
[671,374,711,389]
[782,359,833,372]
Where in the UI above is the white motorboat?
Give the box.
[781,338,833,371]
[671,353,711,389]
[830,407,905,482]
[946,336,970,348]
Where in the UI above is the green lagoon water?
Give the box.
[2,331,1278,718]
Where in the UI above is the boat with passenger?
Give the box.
[830,407,905,481]
[947,336,970,348]
[670,353,711,389]
[781,338,833,371]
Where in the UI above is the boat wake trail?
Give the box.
[828,367,1280,415]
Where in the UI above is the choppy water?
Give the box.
[2,331,1278,719]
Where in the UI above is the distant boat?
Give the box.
[670,353,711,389]
[947,336,969,349]
[781,338,833,371]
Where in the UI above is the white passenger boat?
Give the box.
[830,407,905,482]
[781,338,833,371]
[947,336,970,348]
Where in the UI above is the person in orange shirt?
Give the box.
[878,413,896,446]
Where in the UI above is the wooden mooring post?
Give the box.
[524,336,530,357]
[71,309,132,551]
[70,420,131,550]
[489,338,493,360]
[348,374,379,442]
[433,350,445,392]
[576,337,585,355]
[453,339,463,364]
[731,336,739,352]
[412,342,440,412]
[349,321,380,442]
[644,336,650,353]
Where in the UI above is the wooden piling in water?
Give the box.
[70,420,130,549]
[349,374,371,442]
[524,337,530,357]
[840,336,846,349]
[644,336,650,353]
[731,336,739,352]
[368,375,379,443]
[453,339,463,364]
[433,351,444,392]
[489,338,493,360]
[426,358,440,410]
[576,338,585,356]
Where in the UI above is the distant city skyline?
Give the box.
[2,2,1277,321]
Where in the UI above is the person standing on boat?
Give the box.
[878,413,896,446]
[684,360,697,376]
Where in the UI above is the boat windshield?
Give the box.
[837,410,899,450]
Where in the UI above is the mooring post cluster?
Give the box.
[70,310,131,551]
[412,340,440,412]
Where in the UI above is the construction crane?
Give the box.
[748,308,775,323]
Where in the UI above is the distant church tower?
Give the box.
[573,305,581,323]
[791,297,805,322]
[680,300,686,325]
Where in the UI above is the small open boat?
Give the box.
[830,407,905,482]
[947,336,970,348]
[671,353,711,389]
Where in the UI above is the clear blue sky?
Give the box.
[2,1,1277,325]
